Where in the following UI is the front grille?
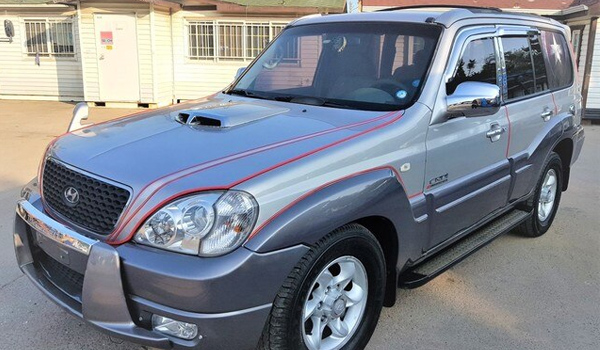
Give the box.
[42,158,130,235]
[36,249,84,301]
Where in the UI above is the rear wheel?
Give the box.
[516,152,563,237]
[258,224,386,350]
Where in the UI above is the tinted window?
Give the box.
[502,37,536,99]
[540,31,573,89]
[447,38,497,95]
[530,35,549,92]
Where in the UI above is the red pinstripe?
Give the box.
[248,165,412,241]
[109,110,406,245]
[504,106,512,158]
[108,110,398,238]
[107,111,401,243]
[550,92,559,116]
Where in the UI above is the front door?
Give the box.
[95,14,140,102]
[425,36,511,249]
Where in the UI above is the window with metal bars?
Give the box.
[24,19,75,57]
[186,20,296,61]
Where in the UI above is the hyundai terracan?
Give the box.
[14,6,585,350]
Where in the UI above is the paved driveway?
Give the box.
[0,101,598,350]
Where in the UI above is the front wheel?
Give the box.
[516,152,563,237]
[258,224,386,350]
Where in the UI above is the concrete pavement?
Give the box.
[0,100,598,350]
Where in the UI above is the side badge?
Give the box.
[428,173,448,188]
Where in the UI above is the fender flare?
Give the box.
[244,167,427,306]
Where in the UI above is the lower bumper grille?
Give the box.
[35,249,84,302]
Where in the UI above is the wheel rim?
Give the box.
[302,256,368,350]
[538,169,558,222]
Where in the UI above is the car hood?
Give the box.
[49,94,395,193]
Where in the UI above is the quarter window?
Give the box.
[23,19,75,57]
[447,38,497,95]
[540,31,573,89]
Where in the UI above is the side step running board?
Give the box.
[399,209,531,289]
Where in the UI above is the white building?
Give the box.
[0,0,345,107]
[2,0,599,120]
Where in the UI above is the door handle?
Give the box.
[541,108,553,122]
[486,123,505,142]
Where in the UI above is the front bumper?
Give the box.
[14,193,308,349]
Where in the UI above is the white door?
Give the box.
[95,14,140,102]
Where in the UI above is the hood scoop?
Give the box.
[174,101,289,128]
[177,112,222,127]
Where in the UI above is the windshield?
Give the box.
[229,22,441,111]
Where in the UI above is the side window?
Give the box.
[529,35,549,93]
[540,31,574,89]
[501,36,536,100]
[447,38,497,95]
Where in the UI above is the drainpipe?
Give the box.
[76,0,87,103]
[582,16,598,117]
[170,6,175,104]
[150,2,157,105]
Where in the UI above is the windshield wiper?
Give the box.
[226,89,269,100]
[227,89,295,102]
[288,96,356,109]
[226,90,357,109]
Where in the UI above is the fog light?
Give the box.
[152,314,198,340]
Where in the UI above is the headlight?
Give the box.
[134,191,258,256]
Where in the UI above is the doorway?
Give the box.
[94,13,140,102]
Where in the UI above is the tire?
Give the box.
[258,224,386,350]
[516,152,563,238]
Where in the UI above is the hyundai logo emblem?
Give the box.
[63,186,80,206]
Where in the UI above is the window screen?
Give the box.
[447,38,497,95]
[540,31,574,89]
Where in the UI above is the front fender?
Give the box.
[244,168,427,270]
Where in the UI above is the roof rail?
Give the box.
[376,5,503,13]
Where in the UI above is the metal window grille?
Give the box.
[218,22,244,59]
[246,22,269,58]
[187,20,295,61]
[187,21,214,59]
[24,19,74,57]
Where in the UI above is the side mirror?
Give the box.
[446,82,501,118]
[3,20,14,43]
[68,102,90,132]
[234,67,246,80]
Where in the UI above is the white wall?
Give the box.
[587,20,600,109]
[152,5,174,105]
[0,8,84,101]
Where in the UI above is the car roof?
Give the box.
[290,7,563,30]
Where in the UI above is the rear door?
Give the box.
[500,29,575,201]
[425,30,511,249]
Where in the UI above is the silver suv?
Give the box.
[14,6,585,350]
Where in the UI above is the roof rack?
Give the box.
[376,5,503,13]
